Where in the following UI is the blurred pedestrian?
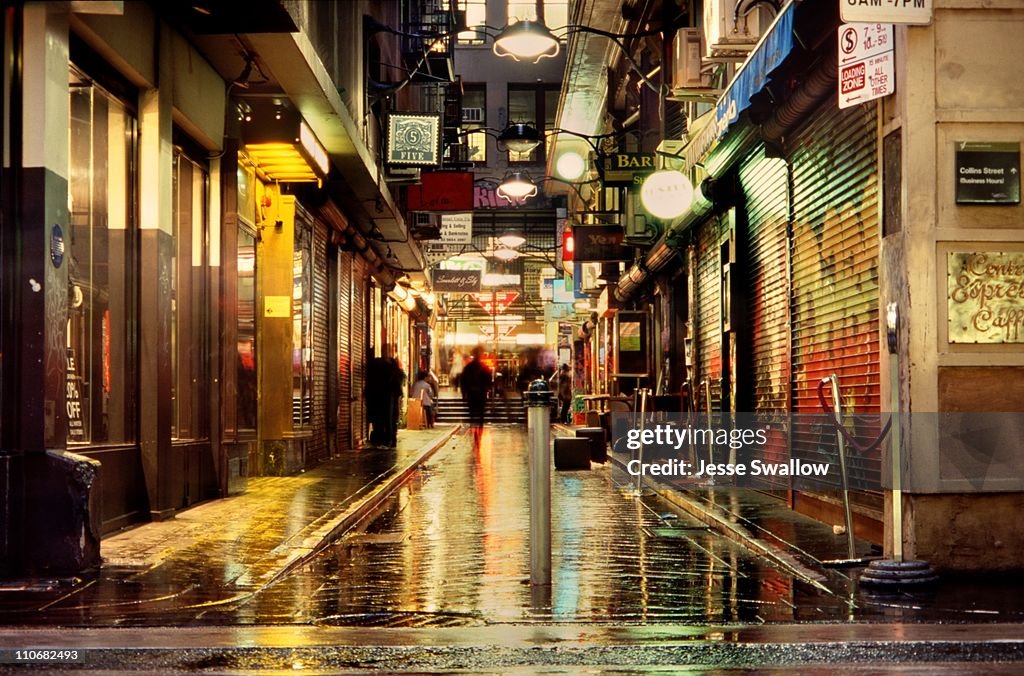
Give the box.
[549,363,573,424]
[411,370,435,429]
[460,346,492,430]
[387,357,406,447]
[365,355,393,447]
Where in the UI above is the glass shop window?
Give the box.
[67,67,137,445]
[171,146,210,440]
[236,163,258,435]
[292,215,314,428]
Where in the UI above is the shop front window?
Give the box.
[236,165,258,435]
[171,147,209,440]
[293,217,313,428]
[67,68,136,445]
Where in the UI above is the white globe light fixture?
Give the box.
[639,169,694,220]
[492,246,521,261]
[555,150,587,181]
[497,229,527,248]
[496,171,538,202]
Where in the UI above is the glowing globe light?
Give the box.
[492,247,521,261]
[640,169,694,220]
[555,151,587,180]
[496,172,538,202]
[497,230,527,248]
[492,20,560,62]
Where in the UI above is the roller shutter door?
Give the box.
[351,256,369,446]
[789,101,882,498]
[695,214,723,413]
[337,252,352,449]
[738,150,791,490]
[311,217,329,465]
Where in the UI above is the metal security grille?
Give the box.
[695,214,723,413]
[337,251,352,449]
[351,257,368,446]
[789,101,882,497]
[738,150,791,491]
[311,217,329,465]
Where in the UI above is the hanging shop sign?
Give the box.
[407,171,474,211]
[572,224,630,262]
[838,23,894,110]
[439,213,474,243]
[947,252,1024,343]
[954,142,1021,205]
[841,0,932,25]
[471,291,520,315]
[602,153,656,186]
[432,268,481,293]
[386,113,442,166]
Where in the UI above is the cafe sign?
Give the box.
[386,113,442,166]
[432,268,481,293]
[947,252,1024,343]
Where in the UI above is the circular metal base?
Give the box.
[858,559,939,587]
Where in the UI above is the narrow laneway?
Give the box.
[240,425,837,626]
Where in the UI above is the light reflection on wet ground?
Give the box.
[5,425,1024,628]
[241,426,847,626]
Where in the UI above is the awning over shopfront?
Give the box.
[713,3,795,141]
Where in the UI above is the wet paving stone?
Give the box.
[5,425,1024,629]
[241,427,852,626]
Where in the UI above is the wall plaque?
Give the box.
[955,142,1020,205]
[947,252,1024,343]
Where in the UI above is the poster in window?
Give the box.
[620,322,641,351]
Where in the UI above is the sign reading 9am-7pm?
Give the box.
[841,0,932,25]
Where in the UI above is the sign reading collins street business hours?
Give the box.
[954,142,1020,205]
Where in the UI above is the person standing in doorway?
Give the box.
[365,355,393,447]
[550,363,573,424]
[387,357,407,448]
[411,370,435,429]
[460,346,492,430]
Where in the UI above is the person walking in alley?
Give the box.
[387,357,406,447]
[550,363,573,424]
[460,346,492,430]
[411,370,436,429]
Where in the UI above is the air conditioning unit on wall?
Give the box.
[461,107,484,123]
[671,29,719,101]
[704,0,767,60]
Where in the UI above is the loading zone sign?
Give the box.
[838,23,894,110]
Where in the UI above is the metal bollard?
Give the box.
[525,379,552,588]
